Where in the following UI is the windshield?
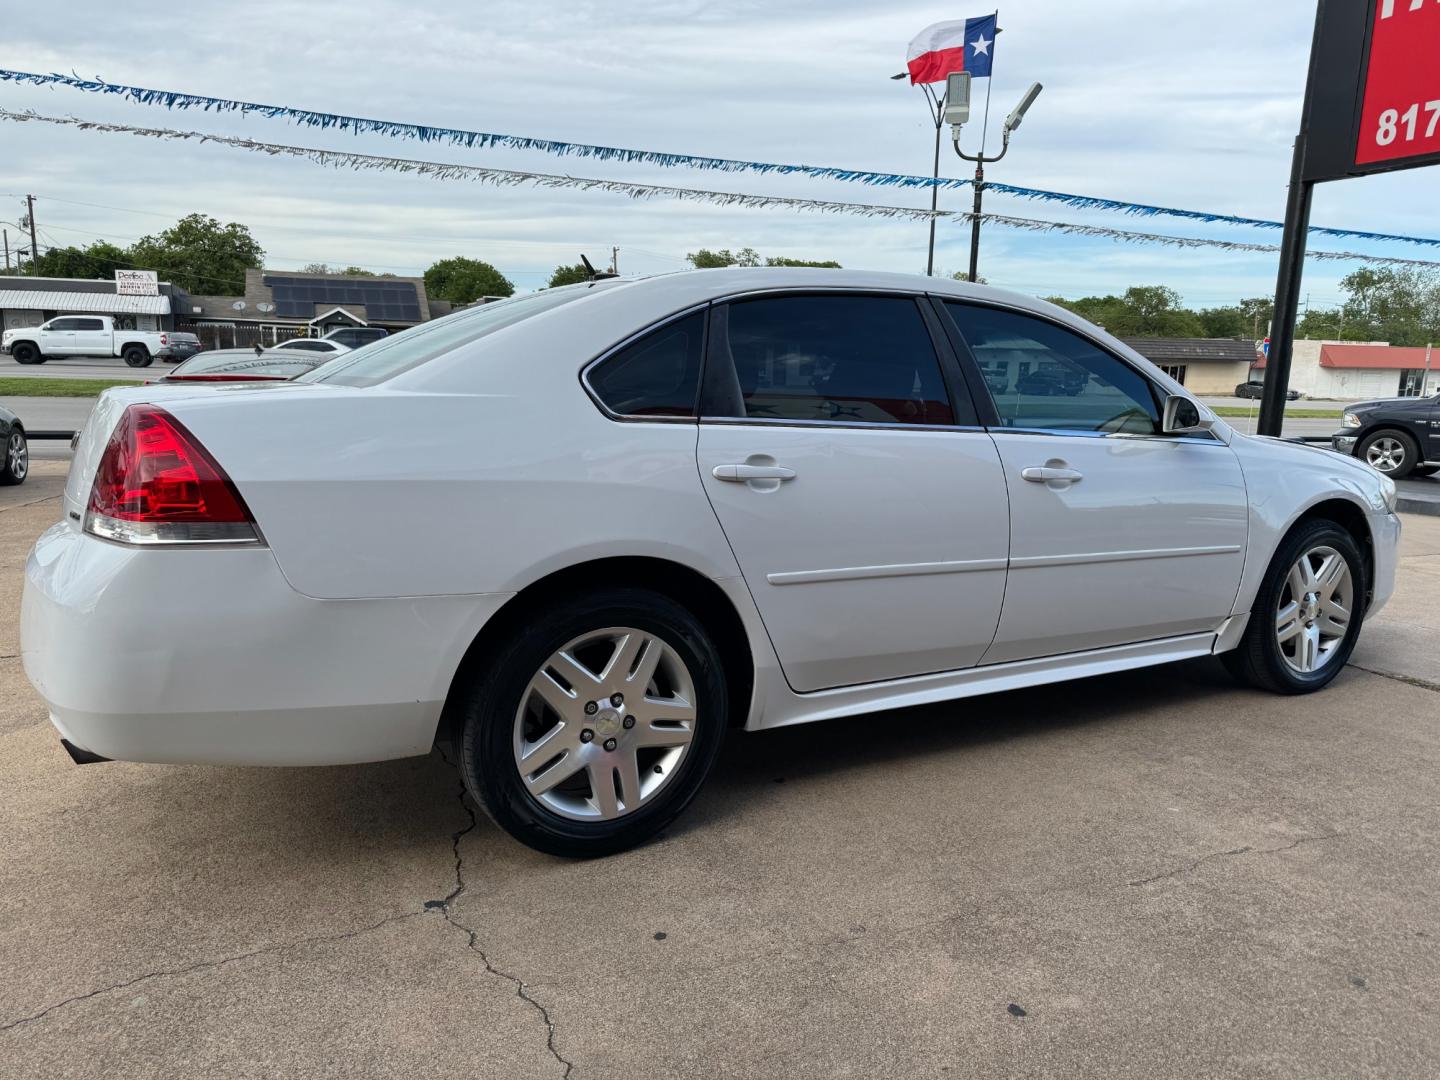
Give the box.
[169,351,321,379]
[297,286,596,388]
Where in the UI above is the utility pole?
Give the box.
[610,246,619,275]
[25,195,38,276]
[2,228,9,272]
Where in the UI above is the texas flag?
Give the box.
[906,15,997,85]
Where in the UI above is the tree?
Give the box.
[423,257,514,304]
[765,257,842,268]
[299,263,392,278]
[31,240,129,280]
[950,271,987,284]
[1047,285,1203,337]
[547,262,591,288]
[1326,266,1440,346]
[127,213,264,294]
[686,248,761,268]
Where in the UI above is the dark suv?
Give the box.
[1332,394,1440,478]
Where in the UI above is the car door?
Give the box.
[939,300,1248,665]
[72,317,110,355]
[41,318,80,356]
[694,292,1010,693]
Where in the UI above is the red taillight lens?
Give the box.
[85,404,261,545]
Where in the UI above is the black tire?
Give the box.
[456,587,728,857]
[122,345,153,368]
[1356,428,1419,479]
[11,342,42,365]
[1222,519,1366,694]
[0,427,28,486]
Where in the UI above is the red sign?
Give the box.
[1355,1,1440,166]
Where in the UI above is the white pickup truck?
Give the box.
[2,315,172,368]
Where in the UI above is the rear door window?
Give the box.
[705,294,960,425]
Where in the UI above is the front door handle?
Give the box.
[1021,466,1084,484]
[712,464,797,482]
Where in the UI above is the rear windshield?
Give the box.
[298,286,595,388]
[171,351,320,378]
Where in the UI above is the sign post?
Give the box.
[1258,0,1440,436]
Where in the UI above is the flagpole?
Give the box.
[968,10,999,283]
[978,9,998,157]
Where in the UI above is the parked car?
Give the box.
[1016,366,1087,396]
[1,316,172,368]
[22,270,1401,857]
[1236,379,1301,401]
[323,326,389,349]
[1332,393,1439,478]
[156,348,327,383]
[271,337,352,357]
[157,332,204,364]
[0,403,28,485]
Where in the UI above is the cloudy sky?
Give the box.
[0,0,1434,313]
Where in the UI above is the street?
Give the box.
[2,461,1438,1077]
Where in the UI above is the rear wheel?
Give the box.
[122,345,152,368]
[1223,520,1365,694]
[0,429,28,485]
[1357,429,1419,478]
[456,587,728,857]
[11,342,42,365]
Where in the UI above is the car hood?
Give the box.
[1346,396,1431,413]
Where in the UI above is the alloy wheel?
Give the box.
[1275,545,1353,674]
[1364,436,1406,474]
[512,626,697,822]
[7,432,27,481]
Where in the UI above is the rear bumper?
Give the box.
[21,522,510,765]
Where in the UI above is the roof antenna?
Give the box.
[580,254,619,282]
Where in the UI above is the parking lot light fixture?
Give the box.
[953,80,1043,282]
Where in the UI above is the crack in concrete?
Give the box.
[0,910,424,1034]
[432,763,574,1079]
[1126,832,1342,887]
[1347,662,1440,695]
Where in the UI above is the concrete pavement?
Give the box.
[1,464,1438,1078]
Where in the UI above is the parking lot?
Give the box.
[0,458,1435,1078]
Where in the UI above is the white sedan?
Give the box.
[22,270,1400,856]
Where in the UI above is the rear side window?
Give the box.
[76,318,105,330]
[587,313,704,418]
[944,302,1160,435]
[707,294,957,426]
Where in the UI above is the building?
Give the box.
[0,274,191,334]
[1256,340,1436,400]
[1120,338,1258,395]
[184,268,451,350]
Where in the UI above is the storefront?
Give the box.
[0,275,188,332]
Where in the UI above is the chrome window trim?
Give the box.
[988,426,1227,445]
[698,416,989,435]
[579,302,711,424]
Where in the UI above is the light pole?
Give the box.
[890,71,949,276]
[951,79,1042,282]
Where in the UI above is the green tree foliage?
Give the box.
[950,271,987,283]
[127,213,265,294]
[1290,269,1440,344]
[547,262,591,288]
[423,256,515,304]
[30,240,130,280]
[686,248,840,269]
[1046,285,1203,337]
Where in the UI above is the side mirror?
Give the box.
[1162,394,1211,435]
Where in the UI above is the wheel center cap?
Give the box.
[592,707,623,738]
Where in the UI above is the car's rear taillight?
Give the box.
[85,404,262,546]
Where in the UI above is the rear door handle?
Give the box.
[1021,466,1084,484]
[712,464,797,482]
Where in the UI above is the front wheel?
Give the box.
[0,429,28,485]
[11,343,42,365]
[456,587,728,857]
[1357,429,1419,478]
[1223,520,1365,694]
[121,345,153,368]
